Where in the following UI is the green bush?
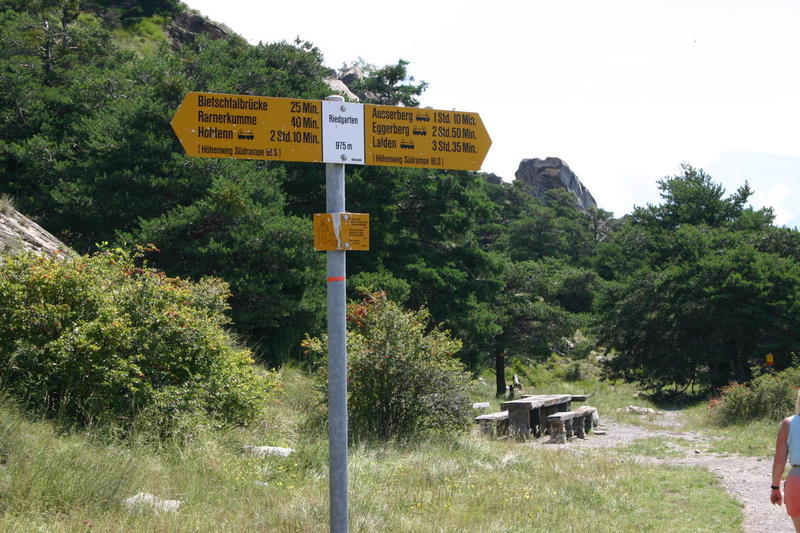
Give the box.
[0,248,274,433]
[711,367,800,425]
[305,292,472,441]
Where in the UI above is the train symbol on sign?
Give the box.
[412,127,427,136]
[237,131,255,140]
[415,113,430,122]
[400,140,415,150]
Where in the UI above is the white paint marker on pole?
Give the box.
[324,94,351,533]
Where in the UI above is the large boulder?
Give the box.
[329,65,381,103]
[514,157,597,212]
[323,78,360,102]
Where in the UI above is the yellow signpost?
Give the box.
[171,92,491,171]
[171,91,490,533]
[170,92,323,162]
[364,104,492,171]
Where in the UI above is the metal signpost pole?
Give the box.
[325,95,349,533]
[171,90,490,533]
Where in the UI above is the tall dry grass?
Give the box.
[0,367,742,532]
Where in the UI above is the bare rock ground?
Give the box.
[538,410,792,532]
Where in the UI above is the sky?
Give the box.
[182,0,800,227]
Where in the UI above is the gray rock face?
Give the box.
[339,65,366,89]
[167,11,228,49]
[323,78,360,102]
[0,205,72,258]
[514,157,597,212]
[330,65,382,103]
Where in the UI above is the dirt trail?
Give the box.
[541,410,792,533]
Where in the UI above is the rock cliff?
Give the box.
[514,157,597,212]
[166,11,229,49]
[0,203,72,259]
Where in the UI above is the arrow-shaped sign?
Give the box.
[364,104,491,171]
[170,92,324,162]
[171,92,492,171]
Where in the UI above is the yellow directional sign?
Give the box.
[313,213,370,251]
[171,92,492,171]
[170,92,323,162]
[364,104,491,171]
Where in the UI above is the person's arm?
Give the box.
[772,418,790,505]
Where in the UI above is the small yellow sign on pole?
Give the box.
[313,213,370,251]
[766,353,775,366]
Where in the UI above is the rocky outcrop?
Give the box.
[338,65,365,89]
[324,65,383,103]
[0,203,72,258]
[514,157,597,212]
[167,11,229,49]
[323,78,360,102]
[484,173,503,185]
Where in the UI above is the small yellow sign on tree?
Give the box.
[313,213,370,251]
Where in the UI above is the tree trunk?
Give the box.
[495,351,507,397]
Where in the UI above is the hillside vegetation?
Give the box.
[4,1,799,389]
[1,1,800,531]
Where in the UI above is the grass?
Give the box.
[0,194,13,214]
[618,437,696,459]
[679,403,778,458]
[0,365,747,532]
[347,440,740,532]
[111,16,169,56]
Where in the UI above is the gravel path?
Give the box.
[538,409,793,533]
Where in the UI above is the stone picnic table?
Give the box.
[500,394,573,439]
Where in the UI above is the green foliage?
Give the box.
[632,165,773,231]
[86,0,182,25]
[343,166,506,368]
[182,35,330,99]
[597,167,800,389]
[9,0,799,398]
[0,4,332,361]
[501,188,598,263]
[305,293,472,441]
[111,15,168,55]
[710,368,800,425]
[0,249,274,432]
[494,259,589,358]
[349,270,411,304]
[344,59,428,107]
[123,169,326,365]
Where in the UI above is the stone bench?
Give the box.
[475,411,508,436]
[547,406,598,444]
